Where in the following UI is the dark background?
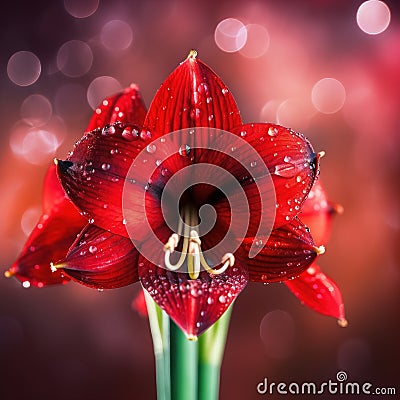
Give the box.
[0,1,399,399]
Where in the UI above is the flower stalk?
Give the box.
[145,290,232,400]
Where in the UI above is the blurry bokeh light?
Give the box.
[239,24,270,58]
[356,0,391,35]
[100,20,134,52]
[311,78,346,114]
[20,94,53,127]
[259,310,295,359]
[214,18,247,53]
[87,76,122,110]
[57,40,93,77]
[7,51,41,87]
[10,119,65,165]
[64,0,99,19]
[20,207,42,236]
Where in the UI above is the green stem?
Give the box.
[144,290,171,400]
[145,288,233,400]
[170,321,198,400]
[198,305,233,400]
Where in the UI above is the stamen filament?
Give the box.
[163,206,235,279]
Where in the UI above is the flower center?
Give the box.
[163,205,234,279]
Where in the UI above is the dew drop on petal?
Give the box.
[268,126,279,137]
[101,163,110,171]
[218,295,226,303]
[22,281,31,288]
[146,144,156,154]
[178,144,191,156]
[89,245,97,254]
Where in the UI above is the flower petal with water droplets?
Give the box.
[58,224,139,289]
[242,218,318,283]
[228,123,318,229]
[284,264,346,324]
[86,85,147,131]
[144,52,242,134]
[300,180,342,245]
[56,124,162,238]
[139,257,248,338]
[6,165,86,287]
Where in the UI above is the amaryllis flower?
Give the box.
[284,180,347,326]
[7,51,326,338]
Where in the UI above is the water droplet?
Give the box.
[283,155,292,163]
[89,245,97,254]
[122,126,139,141]
[296,175,301,183]
[218,295,226,303]
[273,163,296,178]
[22,281,31,288]
[101,163,110,171]
[122,218,127,225]
[179,144,191,156]
[110,148,119,155]
[268,127,279,137]
[222,88,229,95]
[250,161,257,168]
[206,97,213,103]
[155,159,162,166]
[207,297,214,305]
[102,125,115,135]
[231,146,236,152]
[140,130,152,140]
[208,114,214,121]
[88,218,95,224]
[146,144,156,154]
[240,130,247,137]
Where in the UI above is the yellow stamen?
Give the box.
[163,206,235,279]
[4,269,14,278]
[317,151,326,159]
[315,245,325,255]
[187,49,198,60]
[338,318,348,328]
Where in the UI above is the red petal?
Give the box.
[7,166,86,287]
[242,218,320,283]
[227,123,318,230]
[56,123,162,238]
[86,85,147,131]
[138,256,248,338]
[284,264,347,325]
[144,51,242,134]
[301,180,342,245]
[58,224,139,289]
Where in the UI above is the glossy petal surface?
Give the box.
[56,123,161,238]
[59,224,139,289]
[8,165,86,287]
[301,180,342,245]
[284,264,346,324]
[86,85,147,131]
[229,123,318,230]
[144,52,242,134]
[242,218,319,282]
[139,256,248,338]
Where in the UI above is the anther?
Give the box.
[164,233,179,253]
[314,245,325,255]
[208,253,235,275]
[338,318,348,328]
[4,269,14,278]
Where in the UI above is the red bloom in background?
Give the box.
[284,180,347,326]
[7,52,339,338]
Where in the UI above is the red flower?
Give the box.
[284,180,347,326]
[8,52,326,338]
